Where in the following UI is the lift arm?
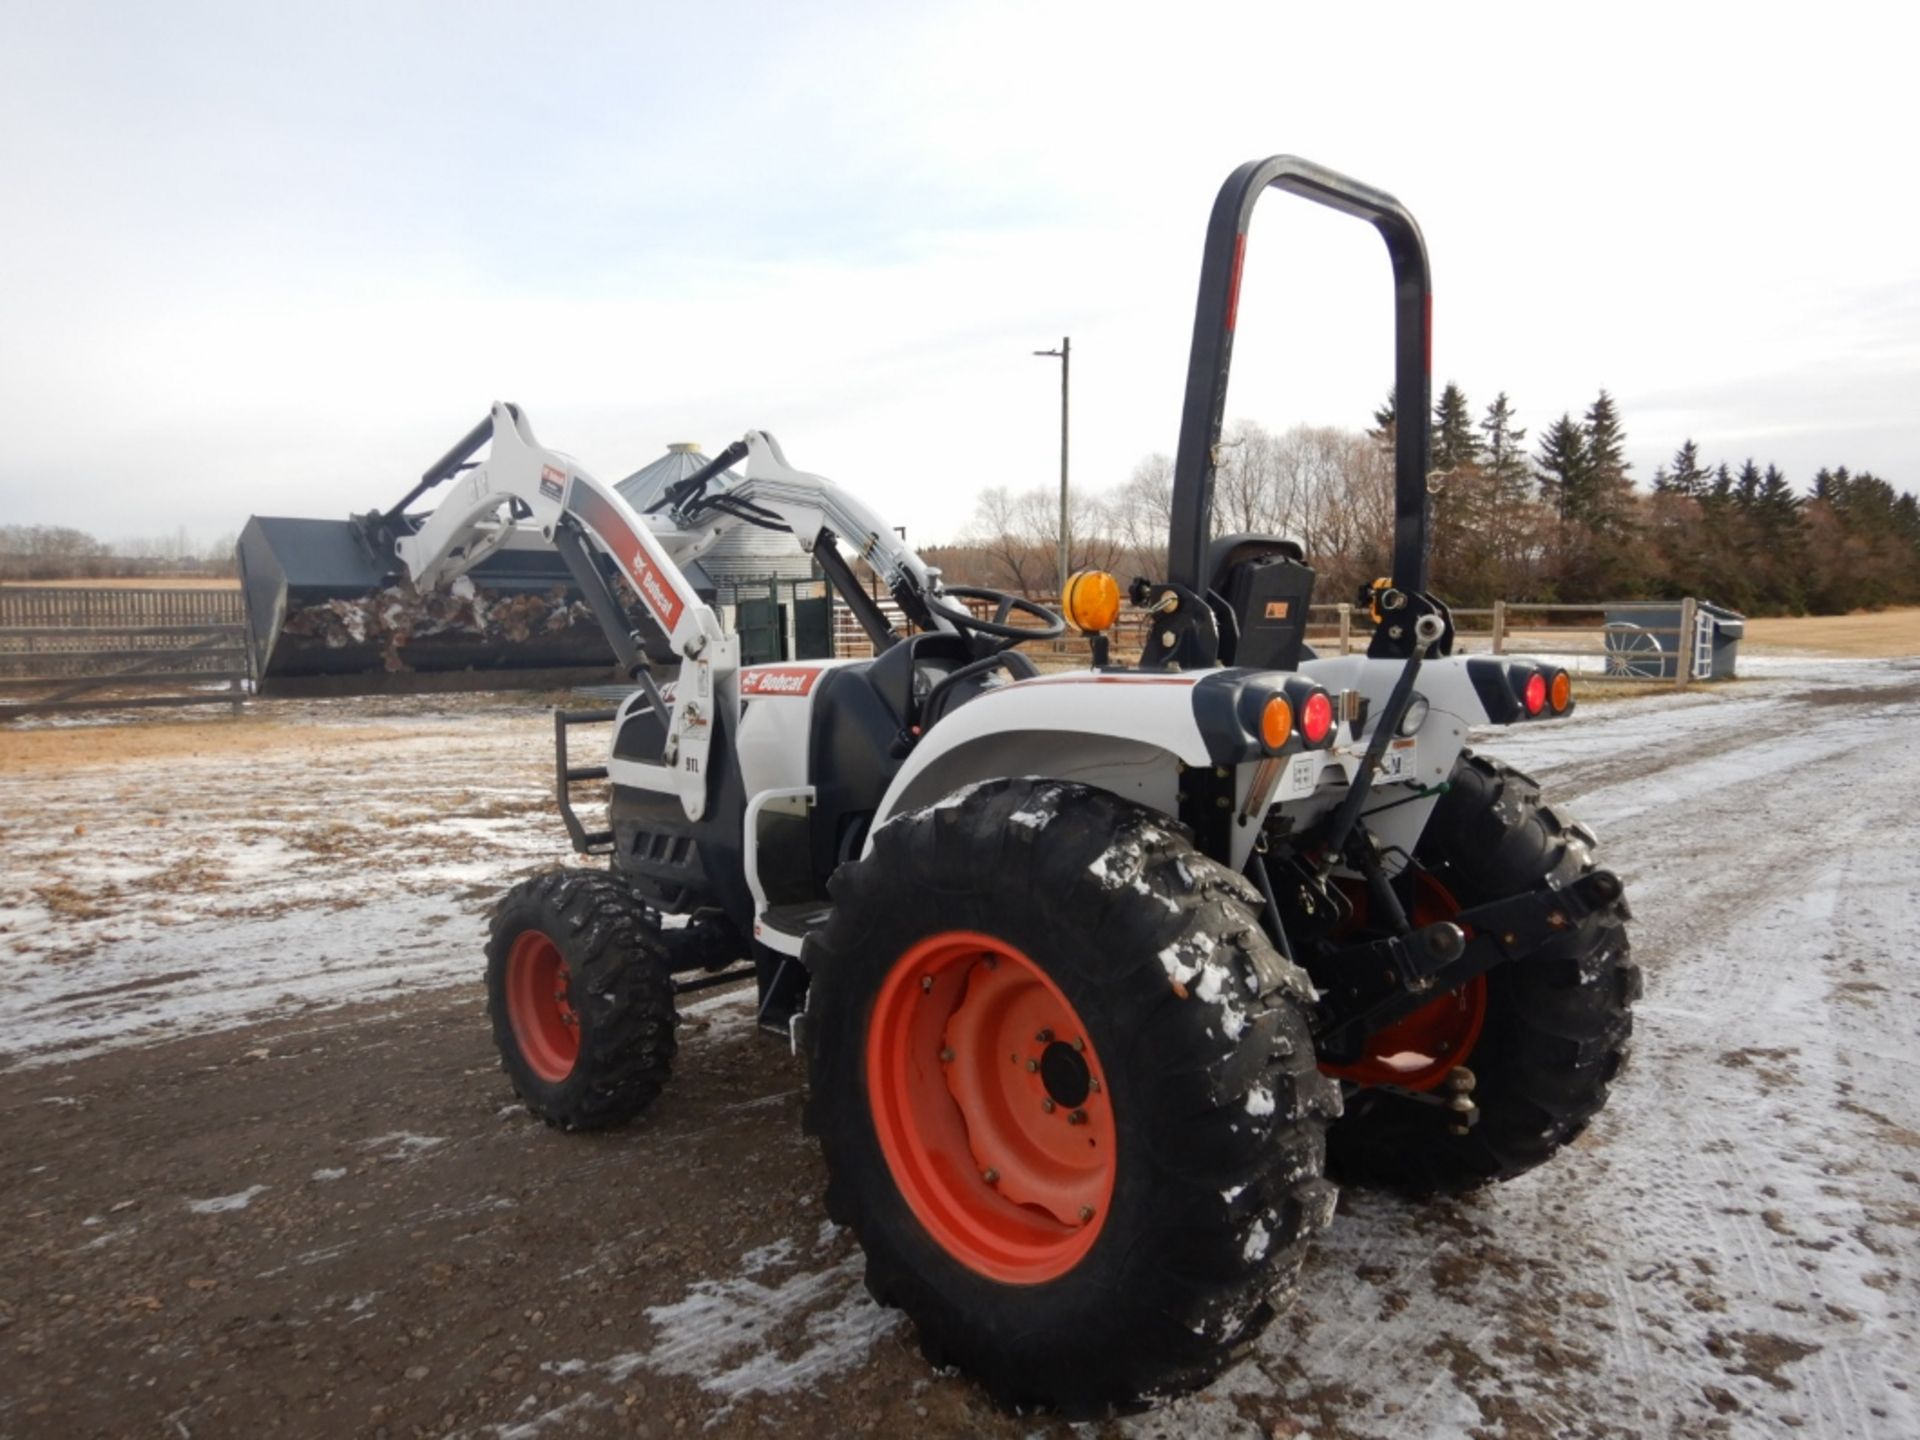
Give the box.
[382,403,972,821]
[393,403,734,821]
[655,430,952,636]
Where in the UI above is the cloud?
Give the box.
[1,1,1914,557]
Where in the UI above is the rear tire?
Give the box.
[486,868,678,1131]
[1325,753,1638,1195]
[804,779,1339,1415]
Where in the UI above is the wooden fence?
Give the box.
[0,587,250,718]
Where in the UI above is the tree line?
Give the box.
[0,524,239,580]
[941,387,1917,615]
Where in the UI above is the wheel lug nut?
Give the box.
[1036,1028,1053,1043]
[982,1168,999,1184]
[939,1047,954,1063]
[1042,1099,1056,1113]
[1068,1109,1087,1126]
[1078,1206,1094,1222]
[1074,1037,1085,1052]
[1026,1059,1039,1073]
[920,976,934,993]
[1089,1078,1101,1093]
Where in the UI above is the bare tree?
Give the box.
[1109,453,1172,576]
[0,524,107,559]
[963,487,1053,594]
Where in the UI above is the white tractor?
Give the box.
[240,156,1636,1414]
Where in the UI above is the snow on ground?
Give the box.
[629,1226,902,1407]
[4,660,1918,1436]
[1128,656,1920,1440]
[0,703,582,1067]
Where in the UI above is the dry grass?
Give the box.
[1739,607,1919,658]
[1571,676,1751,704]
[31,879,122,922]
[0,716,423,776]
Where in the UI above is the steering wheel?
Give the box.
[922,585,1067,645]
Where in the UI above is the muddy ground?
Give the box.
[2,662,1917,1438]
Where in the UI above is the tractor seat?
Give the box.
[1207,532,1316,670]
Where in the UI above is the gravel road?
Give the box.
[2,661,1915,1438]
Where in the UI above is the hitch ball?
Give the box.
[1422,921,1467,965]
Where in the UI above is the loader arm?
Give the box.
[391,405,970,654]
[393,403,735,821]
[658,430,952,637]
[383,405,975,822]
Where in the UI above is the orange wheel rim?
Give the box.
[1322,873,1488,1092]
[506,930,580,1083]
[866,931,1116,1284]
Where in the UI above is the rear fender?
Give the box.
[867,676,1212,844]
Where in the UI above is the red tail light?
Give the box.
[1300,691,1334,745]
[1523,672,1547,716]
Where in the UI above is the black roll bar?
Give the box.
[1166,157,1433,596]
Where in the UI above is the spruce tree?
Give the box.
[1368,389,1396,446]
[1756,465,1799,536]
[1579,390,1633,527]
[1734,459,1763,512]
[1480,392,1532,502]
[1535,414,1588,521]
[1709,464,1734,505]
[1430,383,1481,474]
[1893,492,1920,552]
[1653,439,1712,497]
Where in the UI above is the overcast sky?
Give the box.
[1,1,1913,553]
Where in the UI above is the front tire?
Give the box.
[1326,753,1638,1194]
[804,779,1339,1415]
[486,868,678,1131]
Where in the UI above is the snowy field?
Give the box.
[0,698,583,1066]
[3,658,1917,1438]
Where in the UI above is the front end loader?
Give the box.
[236,417,640,696]
[265,155,1636,1416]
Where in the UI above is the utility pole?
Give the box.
[1033,336,1070,595]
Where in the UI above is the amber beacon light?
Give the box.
[1061,570,1121,633]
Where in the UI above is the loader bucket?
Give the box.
[236,515,623,696]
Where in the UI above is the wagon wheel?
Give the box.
[1601,622,1665,679]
